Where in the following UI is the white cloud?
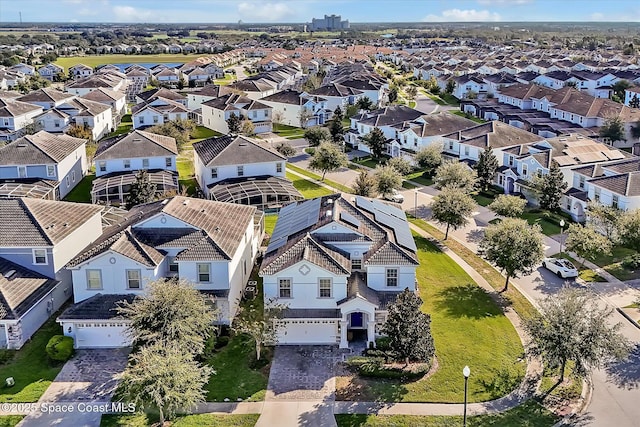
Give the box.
[589,12,605,20]
[423,9,501,22]
[237,2,295,22]
[477,0,532,5]
[112,5,158,22]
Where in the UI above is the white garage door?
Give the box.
[277,320,338,345]
[74,322,130,349]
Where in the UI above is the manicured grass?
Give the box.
[335,400,558,427]
[106,114,133,138]
[264,214,278,236]
[450,110,486,123]
[286,171,333,199]
[273,124,305,139]
[190,126,222,142]
[55,54,207,72]
[337,234,525,403]
[0,416,24,427]
[286,164,352,193]
[101,413,259,427]
[519,210,570,237]
[402,181,419,189]
[177,158,194,179]
[63,174,95,203]
[425,93,459,106]
[408,100,417,108]
[404,171,434,187]
[591,245,636,268]
[214,74,236,86]
[0,317,64,403]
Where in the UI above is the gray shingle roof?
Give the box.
[0,131,86,165]
[0,98,42,118]
[0,257,60,320]
[0,198,103,247]
[57,294,136,320]
[193,135,285,167]
[16,88,75,104]
[94,129,178,160]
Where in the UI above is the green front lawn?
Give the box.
[101,413,259,427]
[286,171,333,199]
[286,164,352,193]
[0,416,24,427]
[63,174,95,203]
[404,171,434,187]
[0,317,64,403]
[337,234,525,403]
[450,110,486,124]
[273,124,305,139]
[54,54,207,72]
[519,210,571,237]
[586,245,639,281]
[190,126,222,143]
[335,400,558,427]
[471,188,501,207]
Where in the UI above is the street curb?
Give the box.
[550,377,593,427]
[616,307,640,330]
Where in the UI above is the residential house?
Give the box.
[91,130,179,204]
[69,64,94,79]
[0,131,87,199]
[260,89,330,128]
[59,196,263,348]
[0,198,103,348]
[260,194,418,348]
[186,84,233,111]
[131,97,188,129]
[201,93,272,135]
[56,98,113,140]
[38,63,64,81]
[80,88,127,125]
[16,88,76,111]
[135,87,187,107]
[308,83,363,111]
[0,98,43,141]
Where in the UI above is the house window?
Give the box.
[464,146,470,156]
[594,189,601,202]
[139,116,145,124]
[612,195,619,209]
[522,164,528,177]
[168,257,178,273]
[54,120,60,128]
[211,168,218,179]
[66,176,70,186]
[17,166,27,178]
[319,278,332,298]
[124,159,131,169]
[72,170,76,182]
[386,268,398,287]
[448,141,454,150]
[98,161,106,172]
[153,116,159,123]
[508,156,514,167]
[126,269,141,289]
[86,270,103,289]
[33,249,47,265]
[578,176,585,189]
[142,158,149,169]
[252,111,257,119]
[237,165,244,176]
[351,258,362,270]
[279,278,292,298]
[197,263,210,282]
[165,157,172,167]
[47,165,55,177]
[276,163,282,173]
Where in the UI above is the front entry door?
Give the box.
[350,312,363,328]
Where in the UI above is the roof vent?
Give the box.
[17,144,27,148]
[132,138,142,142]
[215,226,221,232]
[161,199,169,205]
[201,209,206,213]
[326,210,333,218]
[3,270,16,280]
[183,200,189,205]
[327,198,334,205]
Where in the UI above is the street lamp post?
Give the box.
[414,190,419,219]
[463,366,470,427]
[559,219,566,254]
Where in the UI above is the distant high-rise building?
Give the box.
[309,14,350,32]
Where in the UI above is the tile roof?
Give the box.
[16,88,75,104]
[0,131,86,165]
[57,294,136,320]
[0,257,60,320]
[0,198,103,247]
[94,129,178,160]
[0,98,42,118]
[364,241,419,266]
[193,135,285,167]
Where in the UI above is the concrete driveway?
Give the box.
[18,349,129,427]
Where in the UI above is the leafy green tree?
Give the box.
[523,288,630,383]
[275,141,296,157]
[445,80,456,94]
[531,163,568,212]
[374,165,403,198]
[415,143,443,175]
[177,76,186,89]
[226,113,241,134]
[147,118,195,150]
[406,85,418,100]
[617,208,640,251]
[360,127,387,159]
[630,95,640,109]
[586,202,621,241]
[333,105,344,122]
[232,299,286,361]
[119,342,213,425]
[388,156,413,175]
[66,123,93,142]
[351,170,377,197]
[308,142,348,180]
[118,278,216,356]
[382,289,435,366]
[599,116,625,142]
[430,188,475,240]
[612,80,632,101]
[387,87,398,104]
[434,161,477,193]
[240,119,255,136]
[126,170,157,208]
[304,126,330,147]
[475,146,499,192]
[479,218,545,291]
[565,224,612,267]
[489,194,527,218]
[356,96,375,111]
[298,107,314,129]
[329,116,345,144]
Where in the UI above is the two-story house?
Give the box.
[0,131,87,200]
[38,63,64,81]
[16,88,76,110]
[56,98,113,141]
[58,196,263,348]
[260,89,330,128]
[0,198,103,348]
[260,194,418,349]
[91,130,179,204]
[69,64,94,79]
[0,98,43,142]
[201,93,273,135]
[308,83,363,112]
[193,134,302,209]
[80,87,127,125]
[131,97,189,130]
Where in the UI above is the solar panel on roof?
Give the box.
[340,211,361,228]
[266,197,322,253]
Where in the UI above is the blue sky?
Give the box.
[1,0,639,23]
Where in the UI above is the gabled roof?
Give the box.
[358,105,424,127]
[0,257,60,320]
[0,198,103,247]
[16,88,75,104]
[193,134,285,167]
[447,121,543,149]
[309,83,363,97]
[94,130,178,160]
[80,87,125,103]
[57,294,136,321]
[0,98,42,118]
[58,97,111,116]
[0,131,86,165]
[136,87,185,103]
[364,241,419,266]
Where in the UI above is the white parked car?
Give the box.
[542,257,578,279]
[383,189,404,203]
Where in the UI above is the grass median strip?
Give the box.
[286,164,352,193]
